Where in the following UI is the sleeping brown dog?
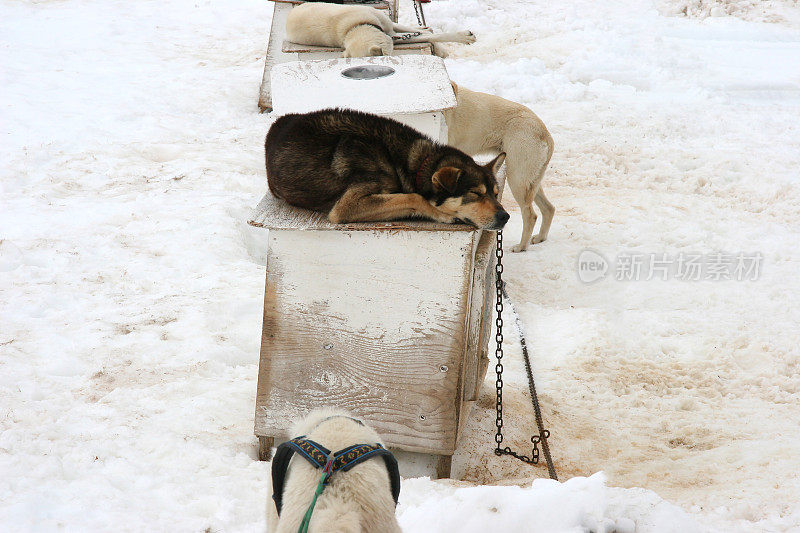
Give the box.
[265,108,508,229]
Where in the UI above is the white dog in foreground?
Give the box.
[444,83,555,252]
[286,2,476,58]
[266,409,402,533]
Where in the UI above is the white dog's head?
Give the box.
[290,407,385,448]
[342,25,393,57]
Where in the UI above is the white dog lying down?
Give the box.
[444,83,555,252]
[286,2,476,58]
[266,408,402,533]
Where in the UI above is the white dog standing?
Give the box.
[286,2,475,57]
[444,83,555,252]
[266,408,402,533]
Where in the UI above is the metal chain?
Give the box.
[393,31,422,41]
[493,230,558,480]
[412,0,426,27]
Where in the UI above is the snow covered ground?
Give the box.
[2,0,799,531]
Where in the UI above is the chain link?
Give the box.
[494,230,506,449]
[493,230,557,477]
[393,31,423,41]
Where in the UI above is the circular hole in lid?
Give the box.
[341,65,396,80]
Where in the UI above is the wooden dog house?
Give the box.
[257,0,434,112]
[252,56,499,477]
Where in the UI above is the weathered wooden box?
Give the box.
[257,0,432,112]
[250,202,499,476]
[252,55,498,476]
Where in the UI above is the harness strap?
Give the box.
[345,23,385,39]
[272,437,401,516]
[298,457,333,533]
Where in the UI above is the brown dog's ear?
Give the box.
[485,152,506,175]
[432,167,462,193]
[369,46,383,56]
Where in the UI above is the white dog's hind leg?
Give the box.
[508,175,539,253]
[532,187,554,244]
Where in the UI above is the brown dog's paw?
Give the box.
[437,214,460,224]
[428,210,459,224]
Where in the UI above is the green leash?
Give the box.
[298,457,334,533]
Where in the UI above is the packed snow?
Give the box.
[2,0,799,531]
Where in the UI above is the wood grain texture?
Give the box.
[457,400,476,442]
[255,229,476,454]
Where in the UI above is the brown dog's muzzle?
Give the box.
[460,200,509,230]
[488,209,510,230]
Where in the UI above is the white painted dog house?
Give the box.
[257,0,434,112]
[270,55,452,140]
[252,56,500,477]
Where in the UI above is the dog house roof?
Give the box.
[270,55,457,116]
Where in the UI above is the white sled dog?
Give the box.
[444,83,555,252]
[285,2,476,58]
[266,408,402,533]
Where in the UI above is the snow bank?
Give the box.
[657,0,800,27]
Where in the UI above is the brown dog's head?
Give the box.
[430,152,509,230]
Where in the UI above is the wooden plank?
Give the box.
[462,229,494,401]
[254,229,476,454]
[259,3,296,112]
[282,40,431,54]
[473,251,496,401]
[457,399,475,444]
[258,436,274,461]
[434,455,452,479]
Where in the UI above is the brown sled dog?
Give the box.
[266,108,509,229]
